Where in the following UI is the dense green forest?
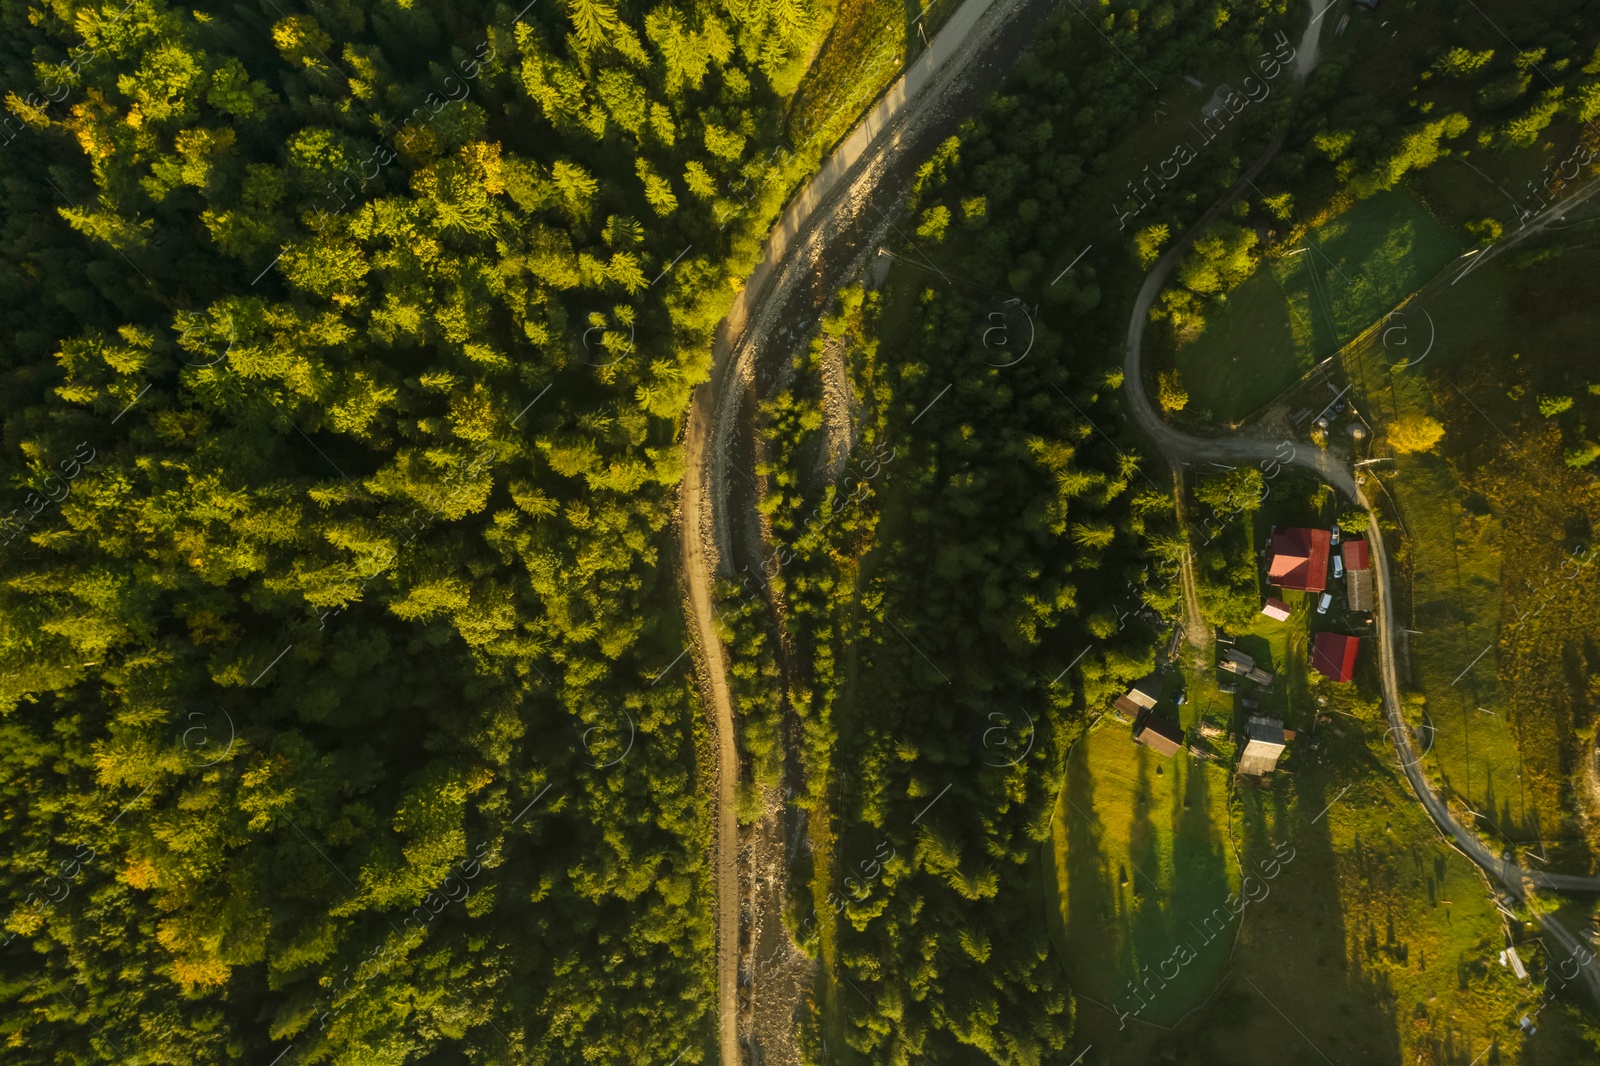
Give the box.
[8,0,1600,1060]
[0,0,841,1060]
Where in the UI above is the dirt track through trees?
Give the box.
[676,0,1058,1060]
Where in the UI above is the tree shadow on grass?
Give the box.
[1216,743,1404,1064]
[1055,735,1123,1009]
[1159,754,1235,1016]
[1054,736,1237,1027]
[1075,732,1409,1064]
[1158,765,1401,1064]
[1124,745,1173,1016]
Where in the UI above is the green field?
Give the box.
[1369,439,1527,833]
[1172,266,1302,424]
[1342,237,1600,864]
[1175,190,1466,422]
[1048,719,1242,1025]
[1280,192,1465,353]
[1057,663,1588,1065]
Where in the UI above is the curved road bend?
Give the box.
[1121,0,1600,1002]
[679,0,1061,1061]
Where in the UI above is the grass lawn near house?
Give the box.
[1187,468,1359,738]
[1061,672,1584,1065]
[1047,720,1242,1026]
[1183,592,1315,738]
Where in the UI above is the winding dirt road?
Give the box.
[1121,0,1600,1003]
[678,0,1059,1061]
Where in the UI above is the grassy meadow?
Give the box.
[1174,190,1465,422]
[781,0,965,158]
[1343,235,1600,870]
[1047,721,1242,1025]
[1054,661,1593,1065]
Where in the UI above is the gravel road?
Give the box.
[677,0,1061,1060]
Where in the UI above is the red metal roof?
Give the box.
[1312,631,1360,682]
[1342,539,1370,570]
[1268,527,1332,592]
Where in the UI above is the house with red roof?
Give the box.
[1312,631,1360,682]
[1268,526,1332,593]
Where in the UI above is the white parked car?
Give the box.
[1317,592,1333,614]
[1333,556,1344,579]
[1330,525,1341,546]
